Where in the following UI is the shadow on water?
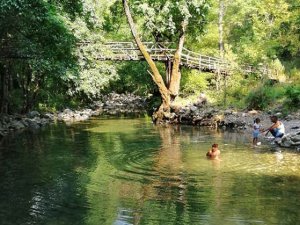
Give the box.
[0,123,99,225]
[0,117,300,225]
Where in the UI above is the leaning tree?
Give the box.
[121,0,210,123]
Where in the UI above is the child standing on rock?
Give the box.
[253,118,261,146]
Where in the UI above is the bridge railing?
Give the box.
[100,42,275,76]
[181,48,230,72]
[104,42,230,73]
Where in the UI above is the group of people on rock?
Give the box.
[252,115,285,146]
[206,115,285,160]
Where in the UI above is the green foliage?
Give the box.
[245,84,286,110]
[291,69,300,81]
[286,65,300,82]
[0,0,120,112]
[186,23,219,56]
[0,0,83,113]
[134,0,210,40]
[106,62,157,96]
[63,0,118,100]
[181,70,211,95]
[37,92,80,113]
[1,0,299,114]
[222,0,300,76]
[106,0,210,43]
[243,82,300,111]
[285,84,300,108]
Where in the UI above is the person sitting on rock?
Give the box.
[206,143,220,160]
[262,115,285,138]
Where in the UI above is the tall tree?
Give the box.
[121,0,210,123]
[63,0,118,100]
[0,0,83,113]
[216,0,225,91]
[225,0,290,64]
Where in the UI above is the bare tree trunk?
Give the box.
[169,21,187,100]
[217,0,225,91]
[0,63,10,114]
[123,0,170,123]
[218,0,225,58]
[165,60,172,89]
[21,65,31,113]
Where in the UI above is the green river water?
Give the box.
[0,117,299,225]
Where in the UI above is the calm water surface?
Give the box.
[0,117,299,225]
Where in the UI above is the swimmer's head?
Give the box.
[212,143,218,148]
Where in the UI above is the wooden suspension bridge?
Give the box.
[1,40,276,77]
[96,42,230,74]
[95,41,275,77]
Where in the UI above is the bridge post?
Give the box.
[165,60,172,88]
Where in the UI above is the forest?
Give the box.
[0,0,300,116]
[1,2,300,224]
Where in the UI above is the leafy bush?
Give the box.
[245,84,285,110]
[285,84,300,108]
[181,70,211,95]
[107,62,157,96]
[288,68,300,82]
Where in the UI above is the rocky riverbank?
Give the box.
[170,103,300,149]
[0,93,147,138]
[1,93,299,149]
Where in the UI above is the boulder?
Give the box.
[9,121,25,130]
[24,119,40,129]
[63,108,74,116]
[190,106,198,113]
[291,135,300,142]
[248,110,259,115]
[279,139,293,148]
[279,132,300,148]
[27,111,40,118]
[43,113,55,121]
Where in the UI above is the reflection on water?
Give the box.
[0,117,300,225]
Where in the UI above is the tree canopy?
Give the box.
[0,0,299,114]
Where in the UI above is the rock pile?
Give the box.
[172,105,248,129]
[0,112,53,137]
[101,92,146,115]
[57,108,100,122]
[46,93,147,122]
[278,130,300,148]
[0,93,147,137]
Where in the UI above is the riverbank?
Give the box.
[169,103,300,148]
[1,93,299,148]
[0,93,146,138]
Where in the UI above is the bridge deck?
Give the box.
[97,42,230,74]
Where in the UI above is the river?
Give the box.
[0,117,299,225]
